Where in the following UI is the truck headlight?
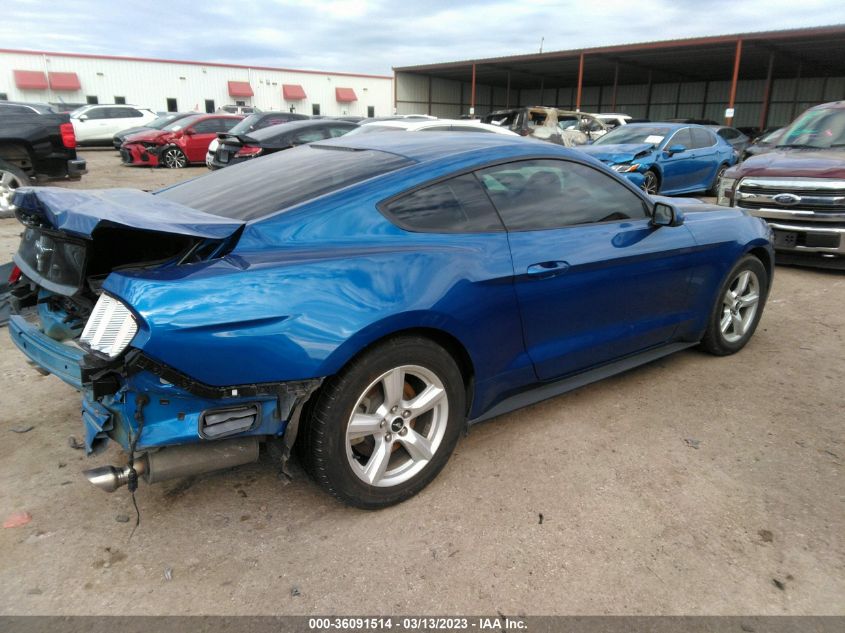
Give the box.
[80,294,138,358]
[717,177,737,206]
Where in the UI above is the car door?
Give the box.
[477,159,698,381]
[657,127,705,193]
[73,107,110,142]
[690,127,723,189]
[182,118,229,162]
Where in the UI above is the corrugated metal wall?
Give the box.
[0,51,393,117]
[396,71,845,128]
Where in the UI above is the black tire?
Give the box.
[707,163,728,196]
[160,146,188,169]
[699,255,768,356]
[641,169,660,195]
[0,159,29,218]
[298,335,466,509]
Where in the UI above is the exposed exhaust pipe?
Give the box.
[83,437,260,492]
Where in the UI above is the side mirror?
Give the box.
[665,144,686,155]
[183,128,195,135]
[78,114,88,121]
[651,202,684,227]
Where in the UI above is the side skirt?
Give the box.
[468,341,697,425]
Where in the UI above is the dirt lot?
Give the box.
[0,150,842,615]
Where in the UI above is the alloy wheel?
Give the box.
[0,169,24,214]
[641,171,659,195]
[345,364,449,488]
[720,269,760,343]
[163,149,187,168]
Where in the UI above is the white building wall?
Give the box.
[0,50,393,117]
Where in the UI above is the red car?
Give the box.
[120,114,242,168]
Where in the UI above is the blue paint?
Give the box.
[10,133,772,452]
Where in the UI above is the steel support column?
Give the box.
[575,53,585,111]
[427,75,432,116]
[726,39,743,126]
[790,61,803,120]
[759,51,775,131]
[611,62,619,110]
[505,71,511,108]
[470,63,476,116]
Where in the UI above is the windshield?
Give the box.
[163,115,202,132]
[593,126,671,146]
[778,108,845,149]
[148,114,185,129]
[156,144,413,221]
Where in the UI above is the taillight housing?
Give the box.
[59,123,76,149]
[8,265,21,284]
[235,145,263,158]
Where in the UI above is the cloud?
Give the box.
[0,0,840,74]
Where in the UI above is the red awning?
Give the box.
[228,81,254,97]
[335,87,358,103]
[282,84,307,100]
[13,70,48,90]
[48,72,81,91]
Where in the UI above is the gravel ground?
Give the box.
[0,150,842,615]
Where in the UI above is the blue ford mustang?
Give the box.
[8,133,772,508]
[578,122,737,196]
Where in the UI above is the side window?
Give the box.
[0,104,32,114]
[382,173,504,233]
[477,159,648,231]
[293,128,328,144]
[217,118,239,132]
[327,126,351,138]
[692,128,717,148]
[419,126,452,132]
[191,119,222,134]
[85,107,108,120]
[667,127,693,149]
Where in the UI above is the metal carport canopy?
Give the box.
[393,24,845,124]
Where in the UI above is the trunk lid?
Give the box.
[13,187,244,239]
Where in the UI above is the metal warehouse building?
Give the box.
[393,25,845,129]
[0,49,393,117]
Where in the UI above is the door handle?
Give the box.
[526,261,570,277]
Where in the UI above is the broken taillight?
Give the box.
[8,265,22,284]
[60,123,77,149]
[235,145,263,158]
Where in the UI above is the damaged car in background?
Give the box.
[483,107,608,145]
[8,133,772,509]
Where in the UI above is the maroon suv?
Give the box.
[717,101,845,268]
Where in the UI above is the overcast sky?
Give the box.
[2,0,841,75]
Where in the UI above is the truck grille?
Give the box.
[736,178,845,213]
[80,294,138,358]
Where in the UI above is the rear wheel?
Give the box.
[161,147,188,169]
[700,255,768,356]
[641,169,660,195]
[0,159,28,218]
[708,163,728,196]
[298,336,465,509]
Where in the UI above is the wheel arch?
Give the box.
[315,320,477,416]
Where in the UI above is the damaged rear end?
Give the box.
[7,186,319,492]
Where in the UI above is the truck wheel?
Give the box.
[298,336,465,509]
[161,147,188,169]
[699,255,768,356]
[0,159,29,218]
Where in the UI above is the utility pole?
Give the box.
[539,37,544,54]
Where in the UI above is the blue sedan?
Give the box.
[8,133,772,508]
[578,122,737,195]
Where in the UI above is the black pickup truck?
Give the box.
[0,110,86,218]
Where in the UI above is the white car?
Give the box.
[595,113,633,130]
[347,118,519,136]
[70,104,157,145]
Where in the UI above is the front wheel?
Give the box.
[298,336,465,509]
[641,169,660,195]
[161,147,188,169]
[699,255,768,356]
